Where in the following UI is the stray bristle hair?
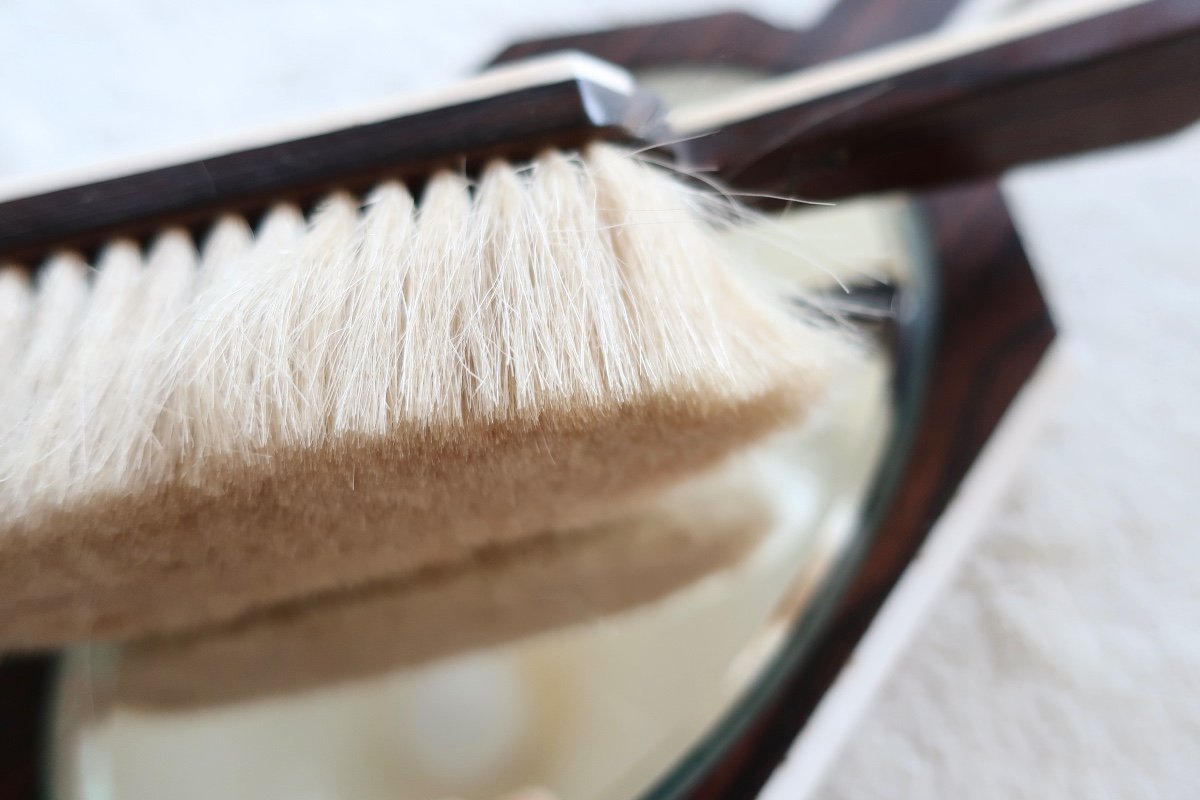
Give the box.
[0,144,831,647]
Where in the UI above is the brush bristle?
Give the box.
[0,144,832,647]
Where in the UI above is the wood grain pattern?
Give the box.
[0,76,662,267]
[685,0,1200,200]
[492,3,962,73]
[494,13,805,73]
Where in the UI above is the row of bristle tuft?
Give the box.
[0,145,818,516]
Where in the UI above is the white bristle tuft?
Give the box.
[0,269,32,395]
[0,254,89,489]
[198,214,254,290]
[0,145,838,645]
[333,182,415,436]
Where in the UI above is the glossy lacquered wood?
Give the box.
[683,0,1200,200]
[491,4,959,74]
[0,66,662,266]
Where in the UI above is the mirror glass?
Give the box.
[50,65,934,800]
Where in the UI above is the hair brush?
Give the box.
[0,55,833,647]
[2,0,1197,649]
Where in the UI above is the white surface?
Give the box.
[764,344,1072,800]
[5,0,1198,798]
[821,120,1200,800]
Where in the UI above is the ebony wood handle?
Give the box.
[0,57,663,267]
[680,0,1200,200]
[491,7,962,74]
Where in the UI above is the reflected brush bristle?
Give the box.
[115,451,784,709]
[0,144,834,647]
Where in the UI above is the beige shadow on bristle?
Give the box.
[0,144,833,647]
[114,452,781,709]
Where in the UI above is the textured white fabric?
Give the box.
[3,0,1197,797]
[820,125,1200,800]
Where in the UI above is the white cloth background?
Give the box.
[3,1,1197,797]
